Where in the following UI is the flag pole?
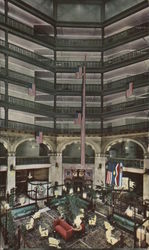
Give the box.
[81,56,86,169]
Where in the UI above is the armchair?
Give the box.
[26,218,34,231]
[39,225,48,237]
[89,215,97,226]
[48,237,61,248]
[32,211,40,219]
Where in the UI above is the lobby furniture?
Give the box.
[89,215,97,226]
[32,211,40,219]
[106,228,119,245]
[53,219,74,241]
[48,237,61,248]
[26,218,34,231]
[104,221,114,231]
[39,225,48,237]
[11,203,38,219]
[112,213,136,232]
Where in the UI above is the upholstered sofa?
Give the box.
[53,219,74,241]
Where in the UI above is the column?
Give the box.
[94,153,106,187]
[50,153,63,195]
[143,158,149,200]
[6,153,16,193]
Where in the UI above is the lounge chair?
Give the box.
[39,225,48,237]
[26,218,34,230]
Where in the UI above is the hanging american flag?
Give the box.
[126,82,133,98]
[106,171,112,185]
[74,112,81,125]
[115,163,120,186]
[75,66,83,79]
[36,131,43,144]
[28,83,36,96]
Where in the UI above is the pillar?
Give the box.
[50,153,63,195]
[143,158,149,200]
[6,153,16,193]
[94,153,106,187]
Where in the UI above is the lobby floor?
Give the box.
[14,206,134,249]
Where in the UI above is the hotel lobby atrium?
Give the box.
[0,0,149,249]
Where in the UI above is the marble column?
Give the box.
[143,158,149,200]
[94,153,106,187]
[6,152,16,193]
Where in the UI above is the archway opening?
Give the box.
[62,142,95,164]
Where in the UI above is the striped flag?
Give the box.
[126,82,133,98]
[36,131,43,144]
[74,112,81,125]
[106,171,112,185]
[115,163,120,186]
[28,83,36,96]
[119,163,123,186]
[75,66,83,79]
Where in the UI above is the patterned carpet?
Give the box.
[13,206,134,249]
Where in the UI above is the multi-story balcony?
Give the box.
[0,13,148,52]
[1,68,148,97]
[0,39,148,73]
[0,39,55,71]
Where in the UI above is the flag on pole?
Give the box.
[115,163,120,186]
[74,112,82,125]
[75,66,83,79]
[28,83,36,96]
[106,171,112,185]
[126,82,133,98]
[36,131,43,144]
[119,163,123,186]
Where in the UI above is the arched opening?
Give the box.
[16,140,51,195]
[62,142,95,164]
[105,140,144,197]
[16,140,51,157]
[105,140,144,160]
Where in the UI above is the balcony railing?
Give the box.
[104,22,149,48]
[104,72,149,93]
[56,60,101,70]
[103,97,149,114]
[0,94,54,116]
[104,47,149,67]
[0,119,148,136]
[56,38,101,49]
[110,157,144,169]
[1,13,148,52]
[0,39,54,70]
[56,83,100,93]
[62,157,94,164]
[0,157,7,166]
[16,156,50,165]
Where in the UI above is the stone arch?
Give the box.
[104,138,146,156]
[14,137,54,154]
[61,140,95,164]
[58,138,96,154]
[0,139,8,156]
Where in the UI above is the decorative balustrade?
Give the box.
[0,94,53,115]
[16,156,50,165]
[110,157,144,169]
[62,156,94,164]
[0,119,148,135]
[103,97,149,114]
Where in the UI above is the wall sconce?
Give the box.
[98,163,102,169]
[10,164,15,171]
[55,162,59,168]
